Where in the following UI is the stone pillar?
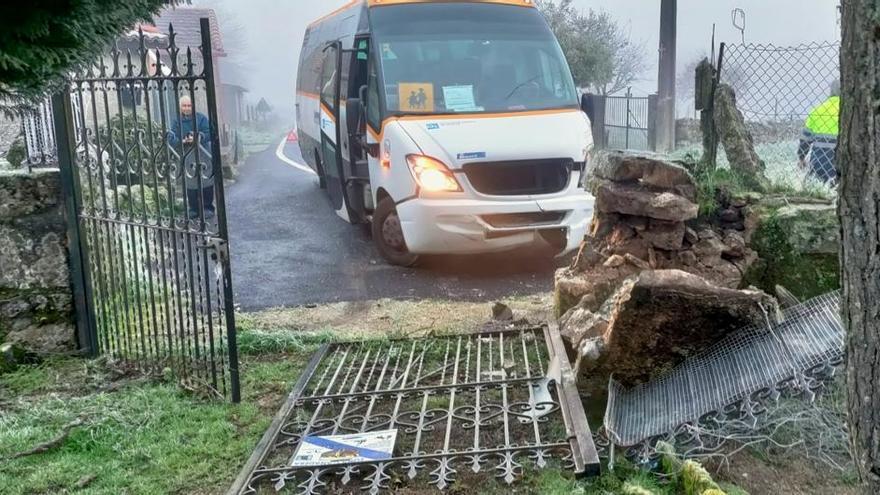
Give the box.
[0,169,75,360]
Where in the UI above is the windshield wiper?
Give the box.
[505,75,541,100]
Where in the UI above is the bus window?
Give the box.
[320,45,338,111]
[366,53,381,130]
[370,4,577,115]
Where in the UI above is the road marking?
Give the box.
[275,136,316,175]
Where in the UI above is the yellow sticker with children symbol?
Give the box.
[399,83,434,112]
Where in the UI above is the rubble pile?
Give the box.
[555,151,777,392]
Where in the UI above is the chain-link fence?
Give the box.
[719,42,840,193]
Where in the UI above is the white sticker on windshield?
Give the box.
[443,85,480,112]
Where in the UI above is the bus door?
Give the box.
[342,37,372,222]
[318,42,351,221]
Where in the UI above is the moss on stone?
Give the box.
[744,213,840,300]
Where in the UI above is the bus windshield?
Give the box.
[370,4,578,116]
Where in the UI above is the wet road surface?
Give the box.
[225,137,569,311]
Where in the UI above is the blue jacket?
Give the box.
[168,112,212,153]
[168,112,214,190]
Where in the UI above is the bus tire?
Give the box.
[372,197,419,267]
[315,150,327,189]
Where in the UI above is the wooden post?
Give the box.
[695,58,718,169]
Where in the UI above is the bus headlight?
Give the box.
[406,154,462,193]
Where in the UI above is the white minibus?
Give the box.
[296,0,595,266]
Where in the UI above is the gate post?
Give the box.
[201,17,241,403]
[648,94,659,151]
[52,91,98,357]
[581,93,607,149]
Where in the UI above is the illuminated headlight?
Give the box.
[406,154,462,193]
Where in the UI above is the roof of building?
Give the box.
[218,59,249,92]
[151,7,226,56]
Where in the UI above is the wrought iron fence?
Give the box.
[718,42,840,192]
[55,20,240,401]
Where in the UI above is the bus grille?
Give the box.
[481,211,568,228]
[462,158,573,196]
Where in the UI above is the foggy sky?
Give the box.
[197,0,841,120]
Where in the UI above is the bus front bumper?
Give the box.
[395,193,595,255]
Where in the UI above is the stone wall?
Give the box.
[0,169,75,361]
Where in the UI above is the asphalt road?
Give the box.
[225,137,569,310]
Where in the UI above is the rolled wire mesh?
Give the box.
[605,291,843,448]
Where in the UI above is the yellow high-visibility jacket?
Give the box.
[798,96,839,161]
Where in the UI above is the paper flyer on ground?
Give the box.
[290,430,398,467]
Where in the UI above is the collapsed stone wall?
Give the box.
[557,151,760,317]
[0,169,75,367]
[556,151,779,394]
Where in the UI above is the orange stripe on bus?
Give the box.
[320,103,337,123]
[386,107,579,124]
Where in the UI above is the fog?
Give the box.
[192,0,840,121]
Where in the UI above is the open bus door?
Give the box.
[342,37,372,223]
[318,42,352,221]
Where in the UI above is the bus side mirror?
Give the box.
[580,93,595,121]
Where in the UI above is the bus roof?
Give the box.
[308,0,536,28]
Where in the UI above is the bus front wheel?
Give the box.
[372,197,419,267]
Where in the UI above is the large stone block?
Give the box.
[0,169,62,220]
[595,180,699,222]
[0,289,75,355]
[562,269,778,388]
[0,225,69,289]
[775,203,839,255]
[591,150,697,201]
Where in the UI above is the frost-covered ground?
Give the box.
[672,139,836,198]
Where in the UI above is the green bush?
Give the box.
[5,135,26,168]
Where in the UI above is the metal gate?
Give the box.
[229,325,600,494]
[54,20,240,401]
[604,90,657,151]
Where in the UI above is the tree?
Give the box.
[255,98,272,121]
[839,1,880,493]
[537,0,648,95]
[0,1,177,108]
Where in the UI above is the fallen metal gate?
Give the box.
[54,20,240,401]
[230,326,599,494]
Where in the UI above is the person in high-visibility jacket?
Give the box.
[798,81,840,183]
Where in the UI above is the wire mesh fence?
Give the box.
[718,42,840,193]
[602,291,844,463]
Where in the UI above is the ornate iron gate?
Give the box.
[54,20,240,401]
[229,326,600,494]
